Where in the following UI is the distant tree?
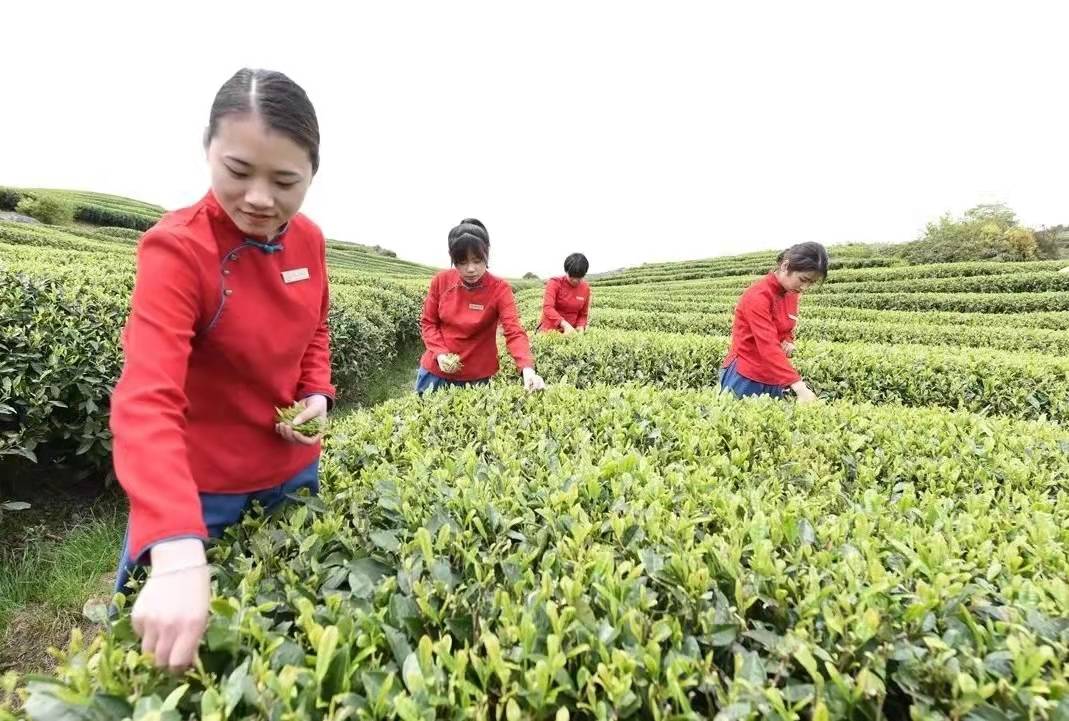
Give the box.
[522,272,539,280]
[896,202,1039,263]
[16,195,75,225]
[1034,224,1068,260]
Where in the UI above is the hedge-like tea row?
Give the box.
[597,289,1069,314]
[582,293,1069,330]
[73,204,160,231]
[589,263,1069,297]
[526,330,1069,423]
[0,222,137,256]
[10,385,1069,720]
[819,270,1069,296]
[803,291,1069,314]
[591,257,898,287]
[820,259,1069,284]
[0,260,425,473]
[531,307,1069,356]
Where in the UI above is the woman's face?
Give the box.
[776,261,821,293]
[207,113,314,239]
[455,251,488,285]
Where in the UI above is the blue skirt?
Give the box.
[718,359,785,399]
[414,366,491,395]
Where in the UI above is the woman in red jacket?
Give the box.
[417,219,546,393]
[719,242,828,403]
[109,68,333,671]
[539,253,591,333]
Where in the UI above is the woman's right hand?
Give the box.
[131,538,210,672]
[791,381,818,404]
[561,321,576,335]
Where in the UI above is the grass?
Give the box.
[0,493,124,673]
[347,341,424,408]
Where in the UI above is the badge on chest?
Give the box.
[282,267,310,284]
[469,303,485,311]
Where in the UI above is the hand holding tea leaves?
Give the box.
[437,353,463,374]
[561,321,577,335]
[781,340,796,357]
[275,395,329,444]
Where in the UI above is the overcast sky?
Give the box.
[2,1,1065,277]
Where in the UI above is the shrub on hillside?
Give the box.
[897,203,1039,264]
[15,195,75,225]
[0,187,23,211]
[1035,224,1068,259]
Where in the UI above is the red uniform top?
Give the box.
[721,272,801,386]
[420,269,534,381]
[538,276,591,332]
[109,191,334,564]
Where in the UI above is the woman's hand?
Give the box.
[276,394,328,444]
[781,340,796,357]
[561,321,577,335]
[132,538,211,672]
[522,367,546,392]
[790,381,818,404]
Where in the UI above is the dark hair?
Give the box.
[448,218,488,247]
[447,219,490,265]
[777,242,829,280]
[205,68,321,174]
[449,233,489,266]
[564,253,589,278]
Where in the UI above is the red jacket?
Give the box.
[721,273,801,386]
[110,191,334,564]
[538,276,591,332]
[420,269,534,381]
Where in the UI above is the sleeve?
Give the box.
[420,274,451,356]
[498,283,535,371]
[296,234,336,406]
[739,293,801,385]
[541,278,564,328]
[576,284,591,328]
[109,230,208,564]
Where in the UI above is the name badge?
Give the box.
[576,296,586,301]
[282,267,310,284]
[469,303,485,311]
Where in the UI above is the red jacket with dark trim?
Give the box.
[109,191,334,564]
[420,269,534,381]
[721,272,801,386]
[538,276,591,332]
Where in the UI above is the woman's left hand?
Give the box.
[781,341,796,357]
[276,394,329,444]
[522,367,546,392]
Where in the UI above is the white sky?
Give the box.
[2,1,1065,277]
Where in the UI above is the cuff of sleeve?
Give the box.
[131,532,208,567]
[300,390,336,411]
